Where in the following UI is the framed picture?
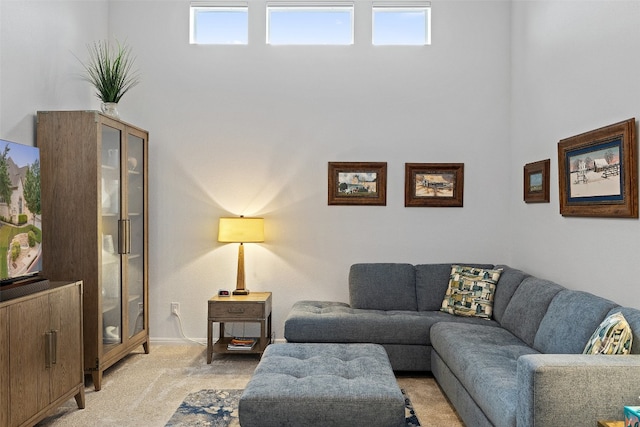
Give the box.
[328,162,387,206]
[404,163,464,207]
[558,118,637,217]
[524,159,550,203]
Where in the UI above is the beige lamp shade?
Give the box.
[218,217,264,243]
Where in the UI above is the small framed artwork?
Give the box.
[524,159,550,203]
[404,163,464,207]
[558,118,637,217]
[328,162,387,206]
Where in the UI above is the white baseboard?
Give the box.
[149,337,288,346]
[150,337,206,346]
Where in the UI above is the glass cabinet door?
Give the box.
[100,125,122,348]
[126,132,145,338]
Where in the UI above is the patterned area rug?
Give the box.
[165,388,421,426]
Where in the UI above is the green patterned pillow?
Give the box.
[440,265,503,319]
[583,311,633,355]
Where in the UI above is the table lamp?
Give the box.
[218,216,264,295]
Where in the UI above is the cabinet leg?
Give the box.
[75,387,86,409]
[143,340,150,354]
[92,370,103,391]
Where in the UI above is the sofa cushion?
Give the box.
[284,300,500,345]
[491,265,529,323]
[430,322,539,426]
[583,311,632,355]
[349,263,417,310]
[533,290,619,354]
[415,263,495,311]
[500,277,564,347]
[440,265,502,319]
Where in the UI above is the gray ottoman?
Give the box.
[238,343,405,427]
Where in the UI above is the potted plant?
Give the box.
[79,39,141,118]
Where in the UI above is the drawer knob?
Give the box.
[228,307,245,313]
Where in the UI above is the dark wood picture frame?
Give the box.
[328,162,387,206]
[524,159,550,203]
[557,118,637,217]
[404,163,464,207]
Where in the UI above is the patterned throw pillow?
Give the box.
[440,265,503,319]
[583,311,633,355]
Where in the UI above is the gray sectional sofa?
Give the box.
[283,263,640,427]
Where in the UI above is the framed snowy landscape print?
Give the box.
[558,118,637,217]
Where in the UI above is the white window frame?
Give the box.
[190,2,249,45]
[266,2,355,46]
[372,2,431,46]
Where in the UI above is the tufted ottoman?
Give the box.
[238,343,405,427]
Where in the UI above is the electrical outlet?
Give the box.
[171,302,180,316]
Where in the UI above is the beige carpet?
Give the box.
[36,344,464,426]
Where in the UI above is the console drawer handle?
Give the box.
[228,307,245,313]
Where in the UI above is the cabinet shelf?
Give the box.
[102,294,141,313]
[102,298,119,313]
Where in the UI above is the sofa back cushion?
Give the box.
[533,289,619,354]
[500,277,564,347]
[349,263,417,310]
[415,263,494,311]
[492,265,529,323]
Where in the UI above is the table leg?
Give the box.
[207,319,213,364]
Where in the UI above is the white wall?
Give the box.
[19,1,640,345]
[108,0,512,342]
[0,0,108,143]
[509,1,640,304]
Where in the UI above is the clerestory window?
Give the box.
[266,3,355,45]
[190,3,249,45]
[372,2,431,46]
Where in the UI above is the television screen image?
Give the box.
[0,139,42,284]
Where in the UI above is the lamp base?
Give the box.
[233,289,250,295]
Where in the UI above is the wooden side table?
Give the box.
[207,292,272,363]
[597,421,624,427]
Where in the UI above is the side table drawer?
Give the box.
[209,302,264,319]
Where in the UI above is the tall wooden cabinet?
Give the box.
[0,281,85,427]
[37,111,149,391]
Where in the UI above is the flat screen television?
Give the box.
[0,139,42,288]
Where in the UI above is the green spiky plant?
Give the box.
[80,40,141,103]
